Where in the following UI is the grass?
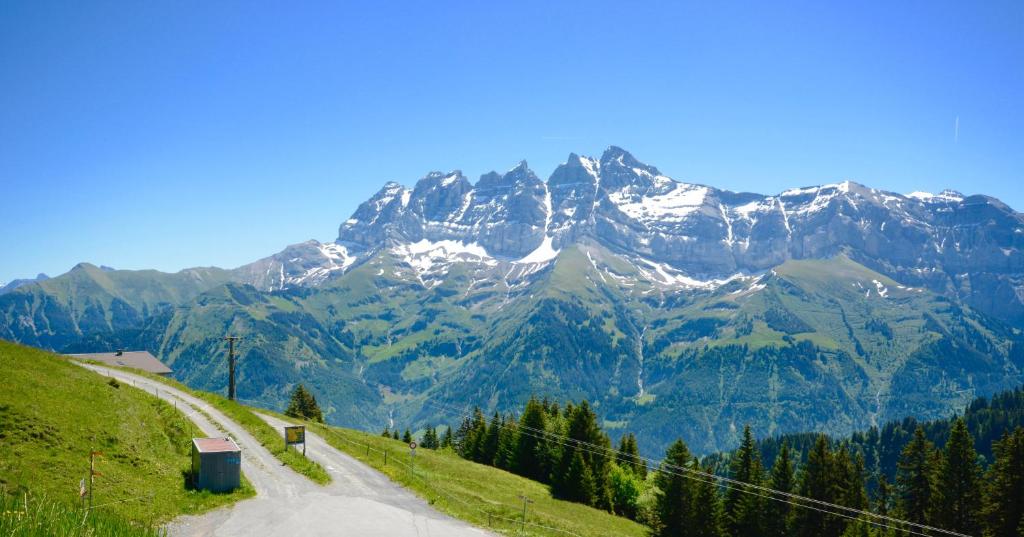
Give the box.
[300,419,648,537]
[0,489,161,537]
[121,369,331,485]
[0,340,253,526]
[93,354,645,536]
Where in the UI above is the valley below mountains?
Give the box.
[3,147,1023,455]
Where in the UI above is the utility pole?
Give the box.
[409,441,417,477]
[223,336,241,401]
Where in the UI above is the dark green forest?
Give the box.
[706,386,1024,484]
[417,387,1024,537]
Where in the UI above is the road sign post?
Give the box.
[285,425,306,456]
[409,441,417,477]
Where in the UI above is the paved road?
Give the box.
[77,364,492,537]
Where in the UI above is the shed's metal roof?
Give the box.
[67,351,172,375]
[193,437,241,453]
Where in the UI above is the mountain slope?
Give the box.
[83,250,1022,455]
[0,340,251,522]
[0,272,49,295]
[2,146,1023,454]
[0,263,237,350]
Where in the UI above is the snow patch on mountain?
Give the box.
[609,182,710,224]
[394,239,496,276]
[634,257,749,290]
[872,279,889,298]
[516,237,559,264]
[515,183,560,264]
[906,190,964,203]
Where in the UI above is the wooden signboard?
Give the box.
[284,425,306,456]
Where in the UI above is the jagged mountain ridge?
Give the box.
[254,146,1023,324]
[2,146,1024,454]
[0,273,49,295]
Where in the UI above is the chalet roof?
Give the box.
[67,350,172,375]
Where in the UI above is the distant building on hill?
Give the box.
[67,350,173,376]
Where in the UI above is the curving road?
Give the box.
[77,363,492,537]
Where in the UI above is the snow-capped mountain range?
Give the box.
[5,146,1024,454]
[246,146,1024,324]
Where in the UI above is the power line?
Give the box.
[421,399,974,537]
[426,398,960,536]
[240,360,972,536]
[315,425,584,536]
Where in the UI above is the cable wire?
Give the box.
[422,398,974,537]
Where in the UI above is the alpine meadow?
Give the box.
[2,2,1023,536]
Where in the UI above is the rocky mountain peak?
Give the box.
[331,147,1024,324]
[598,146,667,192]
[477,161,542,189]
[412,171,469,193]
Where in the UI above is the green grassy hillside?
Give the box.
[97,364,645,536]
[0,340,252,524]
[0,491,161,537]
[127,368,330,485]
[302,418,649,537]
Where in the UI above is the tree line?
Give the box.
[706,385,1024,488]
[437,395,1024,537]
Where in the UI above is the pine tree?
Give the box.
[441,426,453,449]
[420,425,439,449]
[834,448,869,537]
[654,439,695,537]
[495,415,519,471]
[552,400,611,509]
[467,407,488,461]
[561,450,596,505]
[284,383,323,422]
[764,443,795,537]
[381,425,391,438]
[935,418,982,535]
[481,412,502,465]
[725,425,764,537]
[392,429,399,440]
[874,474,895,537]
[515,397,551,482]
[402,428,413,444]
[793,435,844,537]
[875,473,892,517]
[691,459,725,537]
[895,426,936,526]
[456,407,487,460]
[983,427,1024,537]
[616,432,647,478]
[835,446,868,511]
[454,416,471,450]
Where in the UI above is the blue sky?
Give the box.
[1,1,1021,283]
